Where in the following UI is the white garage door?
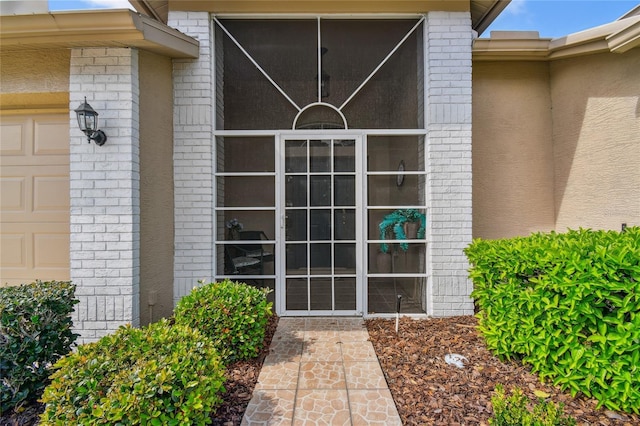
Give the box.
[0,114,69,286]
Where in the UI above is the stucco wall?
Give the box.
[551,50,640,231]
[138,50,174,325]
[472,61,556,239]
[0,49,70,94]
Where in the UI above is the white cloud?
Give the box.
[504,0,528,16]
[84,0,132,9]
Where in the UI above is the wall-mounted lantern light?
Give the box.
[74,97,107,146]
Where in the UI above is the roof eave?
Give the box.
[473,37,551,61]
[473,0,511,35]
[129,0,166,22]
[474,16,640,61]
[128,0,507,32]
[607,19,640,53]
[0,9,199,58]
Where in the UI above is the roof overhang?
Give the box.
[471,0,510,35]
[129,0,510,34]
[605,18,640,53]
[473,15,640,61]
[0,9,199,58]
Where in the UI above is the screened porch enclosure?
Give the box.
[213,17,428,315]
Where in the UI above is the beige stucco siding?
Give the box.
[0,49,70,94]
[472,61,556,239]
[551,50,640,231]
[138,50,174,325]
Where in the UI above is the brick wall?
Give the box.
[69,47,140,343]
[425,12,474,316]
[168,12,215,303]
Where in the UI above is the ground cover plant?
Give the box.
[0,281,78,413]
[466,228,640,413]
[489,384,576,426]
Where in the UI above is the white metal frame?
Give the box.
[212,134,278,287]
[278,132,363,316]
[211,14,431,317]
[213,15,425,122]
[364,133,429,317]
[292,102,348,130]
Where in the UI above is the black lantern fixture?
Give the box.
[74,97,107,146]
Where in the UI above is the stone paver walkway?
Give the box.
[241,318,402,426]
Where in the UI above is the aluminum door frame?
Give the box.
[277,132,364,316]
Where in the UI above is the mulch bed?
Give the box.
[366,316,639,426]
[210,314,279,425]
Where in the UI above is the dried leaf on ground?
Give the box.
[366,316,639,426]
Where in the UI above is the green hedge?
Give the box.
[466,228,640,414]
[0,281,78,412]
[174,279,273,363]
[40,319,225,425]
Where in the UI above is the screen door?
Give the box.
[281,136,361,314]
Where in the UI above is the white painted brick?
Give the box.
[83,321,108,330]
[70,47,141,343]
[169,11,215,305]
[425,12,474,317]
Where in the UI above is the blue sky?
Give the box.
[485,1,639,38]
[47,0,640,39]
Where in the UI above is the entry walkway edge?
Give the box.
[241,317,402,425]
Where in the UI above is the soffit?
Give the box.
[168,0,468,14]
[129,0,169,22]
[130,0,509,34]
[0,9,199,58]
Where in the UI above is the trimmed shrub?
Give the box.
[0,281,78,412]
[174,279,273,363]
[490,385,576,426]
[40,319,225,425]
[466,228,640,413]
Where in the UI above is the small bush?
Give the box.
[490,385,576,426]
[40,319,225,425]
[466,228,640,413]
[174,279,273,363]
[0,280,78,412]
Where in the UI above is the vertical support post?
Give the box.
[69,47,140,343]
